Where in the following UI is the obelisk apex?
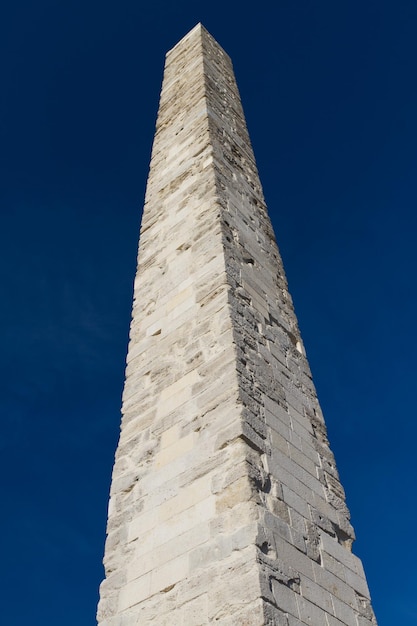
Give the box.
[97,25,377,625]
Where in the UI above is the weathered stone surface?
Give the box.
[97,23,377,625]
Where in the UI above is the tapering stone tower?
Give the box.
[97,24,377,626]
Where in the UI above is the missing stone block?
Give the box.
[333,524,353,550]
[242,255,255,265]
[269,571,300,595]
[355,591,377,622]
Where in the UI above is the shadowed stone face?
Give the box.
[97,23,377,626]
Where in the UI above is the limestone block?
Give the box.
[331,596,358,626]
[182,594,209,625]
[149,553,189,595]
[207,558,261,620]
[118,574,151,611]
[155,430,197,468]
[300,574,334,614]
[218,599,265,626]
[269,577,300,617]
[298,596,327,624]
[127,521,210,582]
[274,535,315,579]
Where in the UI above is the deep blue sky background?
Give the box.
[2,1,416,624]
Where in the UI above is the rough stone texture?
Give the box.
[97,24,377,626]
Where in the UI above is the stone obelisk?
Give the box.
[97,24,377,625]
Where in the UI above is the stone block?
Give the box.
[149,553,189,595]
[298,596,328,625]
[182,594,209,625]
[118,574,151,611]
[270,577,300,617]
[331,596,358,626]
[313,563,357,609]
[282,484,311,518]
[300,573,334,614]
[274,535,314,579]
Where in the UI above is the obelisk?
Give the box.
[97,24,377,625]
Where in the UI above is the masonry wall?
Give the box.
[97,24,377,626]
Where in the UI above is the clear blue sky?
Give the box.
[2,1,416,624]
